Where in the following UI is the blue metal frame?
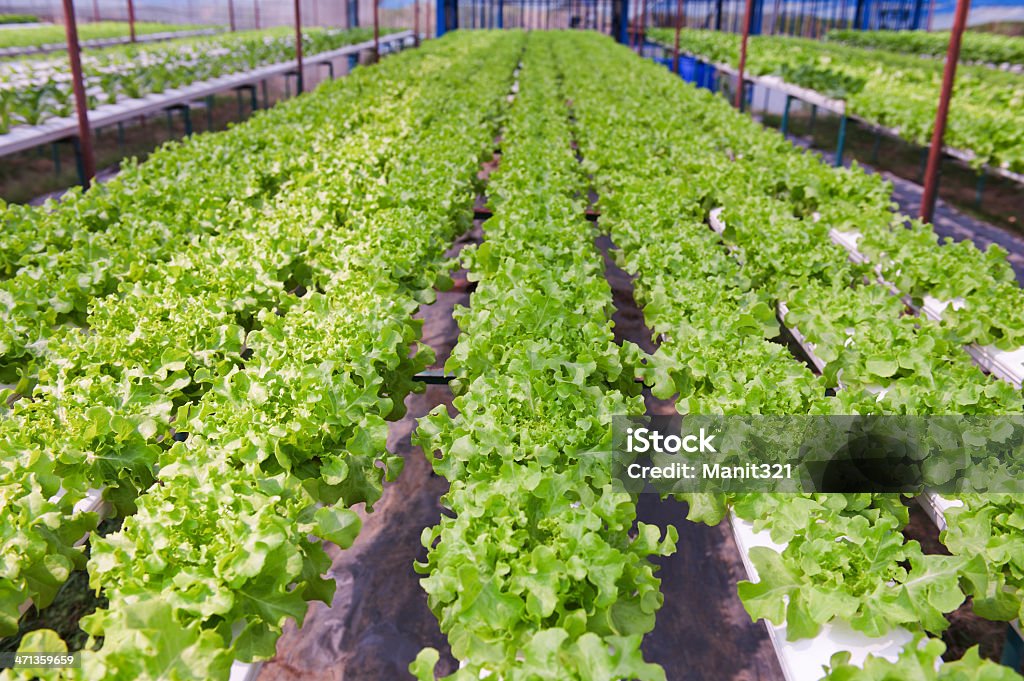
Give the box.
[434,0,923,39]
[619,0,630,44]
[437,0,457,36]
[750,0,765,34]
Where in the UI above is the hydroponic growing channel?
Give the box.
[1,9,1024,681]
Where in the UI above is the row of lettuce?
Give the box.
[0,24,391,393]
[406,30,1024,681]
[0,31,521,680]
[0,21,208,51]
[3,27,1023,681]
[826,28,1024,69]
[0,26,387,133]
[565,31,1024,680]
[412,33,675,681]
[648,27,1024,174]
[0,14,38,25]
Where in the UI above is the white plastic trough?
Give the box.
[730,513,916,681]
[708,207,911,680]
[0,31,414,157]
[827,227,1024,389]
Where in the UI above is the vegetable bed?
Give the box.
[648,27,1024,174]
[2,28,1024,681]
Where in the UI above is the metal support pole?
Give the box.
[415,0,420,42]
[615,0,630,43]
[780,95,792,134]
[172,104,193,136]
[857,0,873,29]
[92,0,100,20]
[751,0,764,34]
[735,0,754,110]
[127,0,136,42]
[672,0,683,74]
[228,0,236,30]
[974,170,986,209]
[293,0,304,94]
[870,130,881,162]
[809,103,817,135]
[636,0,647,54]
[254,0,261,28]
[71,137,87,187]
[920,0,969,224]
[51,143,62,177]
[835,114,847,167]
[61,0,96,189]
[769,0,781,31]
[498,0,504,28]
[373,0,380,61]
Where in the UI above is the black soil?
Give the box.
[596,232,785,681]
[903,501,1015,668]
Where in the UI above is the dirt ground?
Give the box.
[254,226,477,681]
[257,225,784,681]
[599,233,784,681]
[903,502,1017,668]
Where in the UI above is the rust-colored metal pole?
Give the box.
[636,0,647,53]
[414,0,420,43]
[672,0,683,73]
[126,0,136,42]
[254,0,261,28]
[61,0,96,187]
[920,0,970,223]
[373,0,380,59]
[228,0,236,31]
[926,0,936,30]
[735,0,754,109]
[293,0,304,93]
[92,0,99,20]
